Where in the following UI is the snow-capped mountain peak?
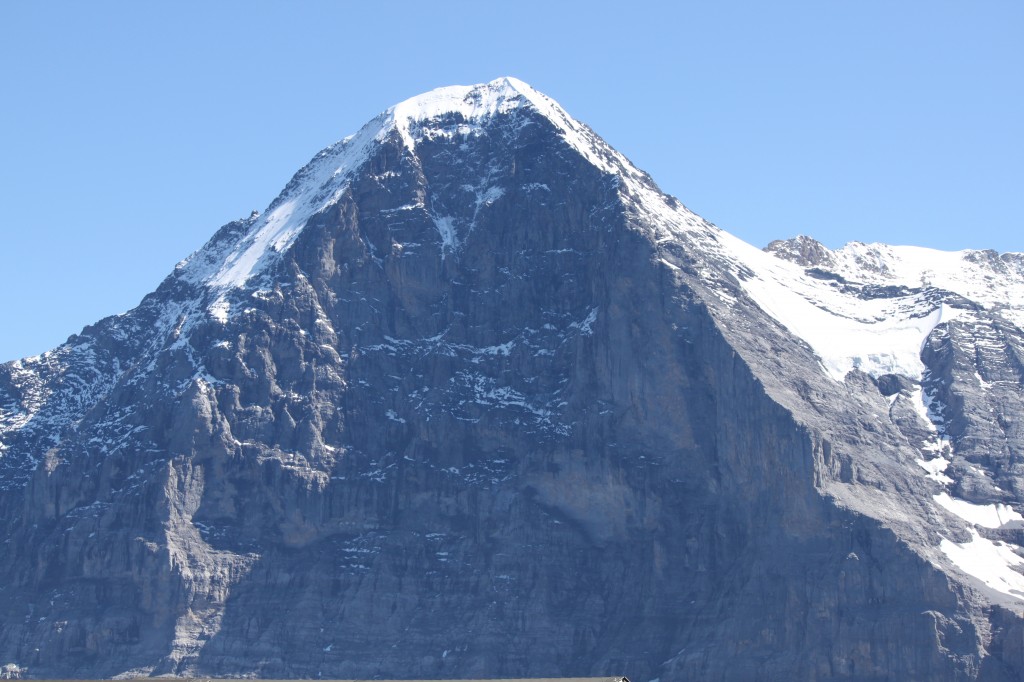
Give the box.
[171,77,688,325]
[4,77,1024,680]
[385,76,622,174]
[387,76,534,149]
[174,80,548,296]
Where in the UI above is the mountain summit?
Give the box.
[2,78,1024,681]
[177,76,687,313]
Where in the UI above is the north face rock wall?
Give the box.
[1,79,1023,681]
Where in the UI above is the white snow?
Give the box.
[477,186,505,205]
[207,199,299,290]
[721,230,965,380]
[476,341,514,356]
[940,529,1024,601]
[387,76,628,176]
[934,492,1024,529]
[659,258,681,272]
[389,78,526,150]
[178,108,388,320]
[433,216,458,256]
[571,307,599,336]
[208,299,230,324]
[826,242,1024,319]
[909,388,939,430]
[916,456,954,485]
[734,239,1024,381]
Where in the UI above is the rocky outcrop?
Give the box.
[1,78,1022,680]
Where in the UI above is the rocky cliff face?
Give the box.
[1,78,1023,681]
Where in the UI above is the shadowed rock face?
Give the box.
[1,79,1023,681]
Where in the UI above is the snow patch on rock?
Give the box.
[941,529,1024,601]
[934,492,1024,529]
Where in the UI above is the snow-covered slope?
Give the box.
[772,236,1024,320]
[726,235,974,381]
[646,228,1024,383]
[765,236,1024,366]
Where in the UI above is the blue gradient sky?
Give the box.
[1,1,1021,362]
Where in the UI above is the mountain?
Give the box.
[1,77,1024,681]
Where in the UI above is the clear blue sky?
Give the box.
[1,1,1021,362]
